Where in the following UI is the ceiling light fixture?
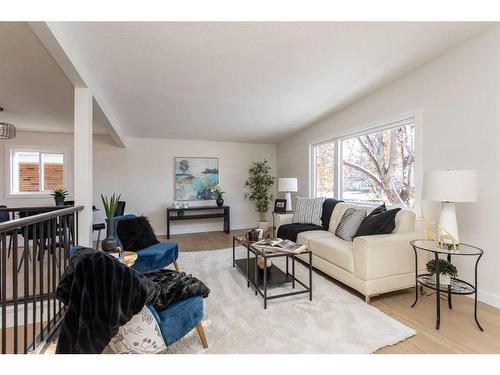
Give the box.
[0,107,17,140]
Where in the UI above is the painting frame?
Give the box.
[174,157,220,201]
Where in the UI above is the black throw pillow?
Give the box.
[321,198,342,231]
[116,216,160,252]
[354,204,401,237]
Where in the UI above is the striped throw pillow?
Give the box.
[335,208,366,241]
[293,197,325,226]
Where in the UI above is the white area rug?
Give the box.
[165,248,416,354]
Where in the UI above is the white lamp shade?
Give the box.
[278,178,298,192]
[422,169,477,202]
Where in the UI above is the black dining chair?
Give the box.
[64,200,106,249]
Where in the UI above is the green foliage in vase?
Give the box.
[101,193,122,221]
[244,160,275,221]
[426,259,458,277]
[51,188,69,198]
[212,184,225,199]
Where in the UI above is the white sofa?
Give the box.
[275,202,426,303]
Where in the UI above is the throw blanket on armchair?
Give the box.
[277,198,342,242]
[55,248,209,354]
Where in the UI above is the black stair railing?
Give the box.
[0,205,83,354]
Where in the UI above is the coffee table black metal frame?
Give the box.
[410,239,483,331]
[232,236,312,309]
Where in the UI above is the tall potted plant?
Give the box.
[244,160,275,231]
[101,193,121,252]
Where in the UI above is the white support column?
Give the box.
[74,87,93,247]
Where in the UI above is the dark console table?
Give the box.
[166,206,230,239]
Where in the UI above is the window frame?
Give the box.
[310,110,423,210]
[4,145,72,199]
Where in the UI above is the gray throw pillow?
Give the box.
[293,197,325,226]
[335,208,367,241]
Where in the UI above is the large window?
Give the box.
[8,148,66,195]
[312,117,416,207]
[313,142,335,198]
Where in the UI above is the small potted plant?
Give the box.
[101,193,121,252]
[212,184,225,207]
[426,259,458,286]
[51,188,69,206]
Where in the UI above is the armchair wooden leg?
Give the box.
[173,261,180,272]
[196,323,208,349]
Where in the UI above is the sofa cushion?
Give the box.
[328,202,416,234]
[293,197,324,226]
[394,209,416,233]
[328,203,371,232]
[355,204,401,237]
[335,208,366,241]
[309,236,354,273]
[296,230,334,248]
[116,215,159,252]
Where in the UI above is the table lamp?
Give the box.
[422,169,477,244]
[278,178,298,212]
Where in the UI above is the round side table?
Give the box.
[410,239,483,331]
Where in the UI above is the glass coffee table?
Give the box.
[232,236,313,309]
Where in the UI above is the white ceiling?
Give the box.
[2,22,494,143]
[0,22,108,135]
[46,22,494,143]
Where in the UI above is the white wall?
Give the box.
[92,136,277,236]
[0,131,74,207]
[2,132,277,237]
[277,27,500,307]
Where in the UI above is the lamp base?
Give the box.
[439,202,460,244]
[285,192,293,212]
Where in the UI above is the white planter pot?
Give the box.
[436,273,451,286]
[259,221,269,231]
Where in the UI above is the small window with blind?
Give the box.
[311,116,417,208]
[7,147,68,196]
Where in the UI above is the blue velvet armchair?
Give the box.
[113,214,179,273]
[69,246,208,351]
[147,295,207,348]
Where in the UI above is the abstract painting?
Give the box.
[175,157,219,201]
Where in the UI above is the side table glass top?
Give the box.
[410,239,483,256]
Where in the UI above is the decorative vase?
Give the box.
[54,196,65,206]
[102,218,118,252]
[216,198,224,207]
[258,221,269,231]
[436,273,451,286]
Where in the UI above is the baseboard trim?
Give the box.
[470,289,500,309]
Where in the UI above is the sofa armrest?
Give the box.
[353,232,427,280]
[274,213,294,234]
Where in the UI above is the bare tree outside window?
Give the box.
[314,142,335,198]
[343,125,415,207]
[313,122,415,207]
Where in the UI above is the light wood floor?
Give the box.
[166,230,500,354]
